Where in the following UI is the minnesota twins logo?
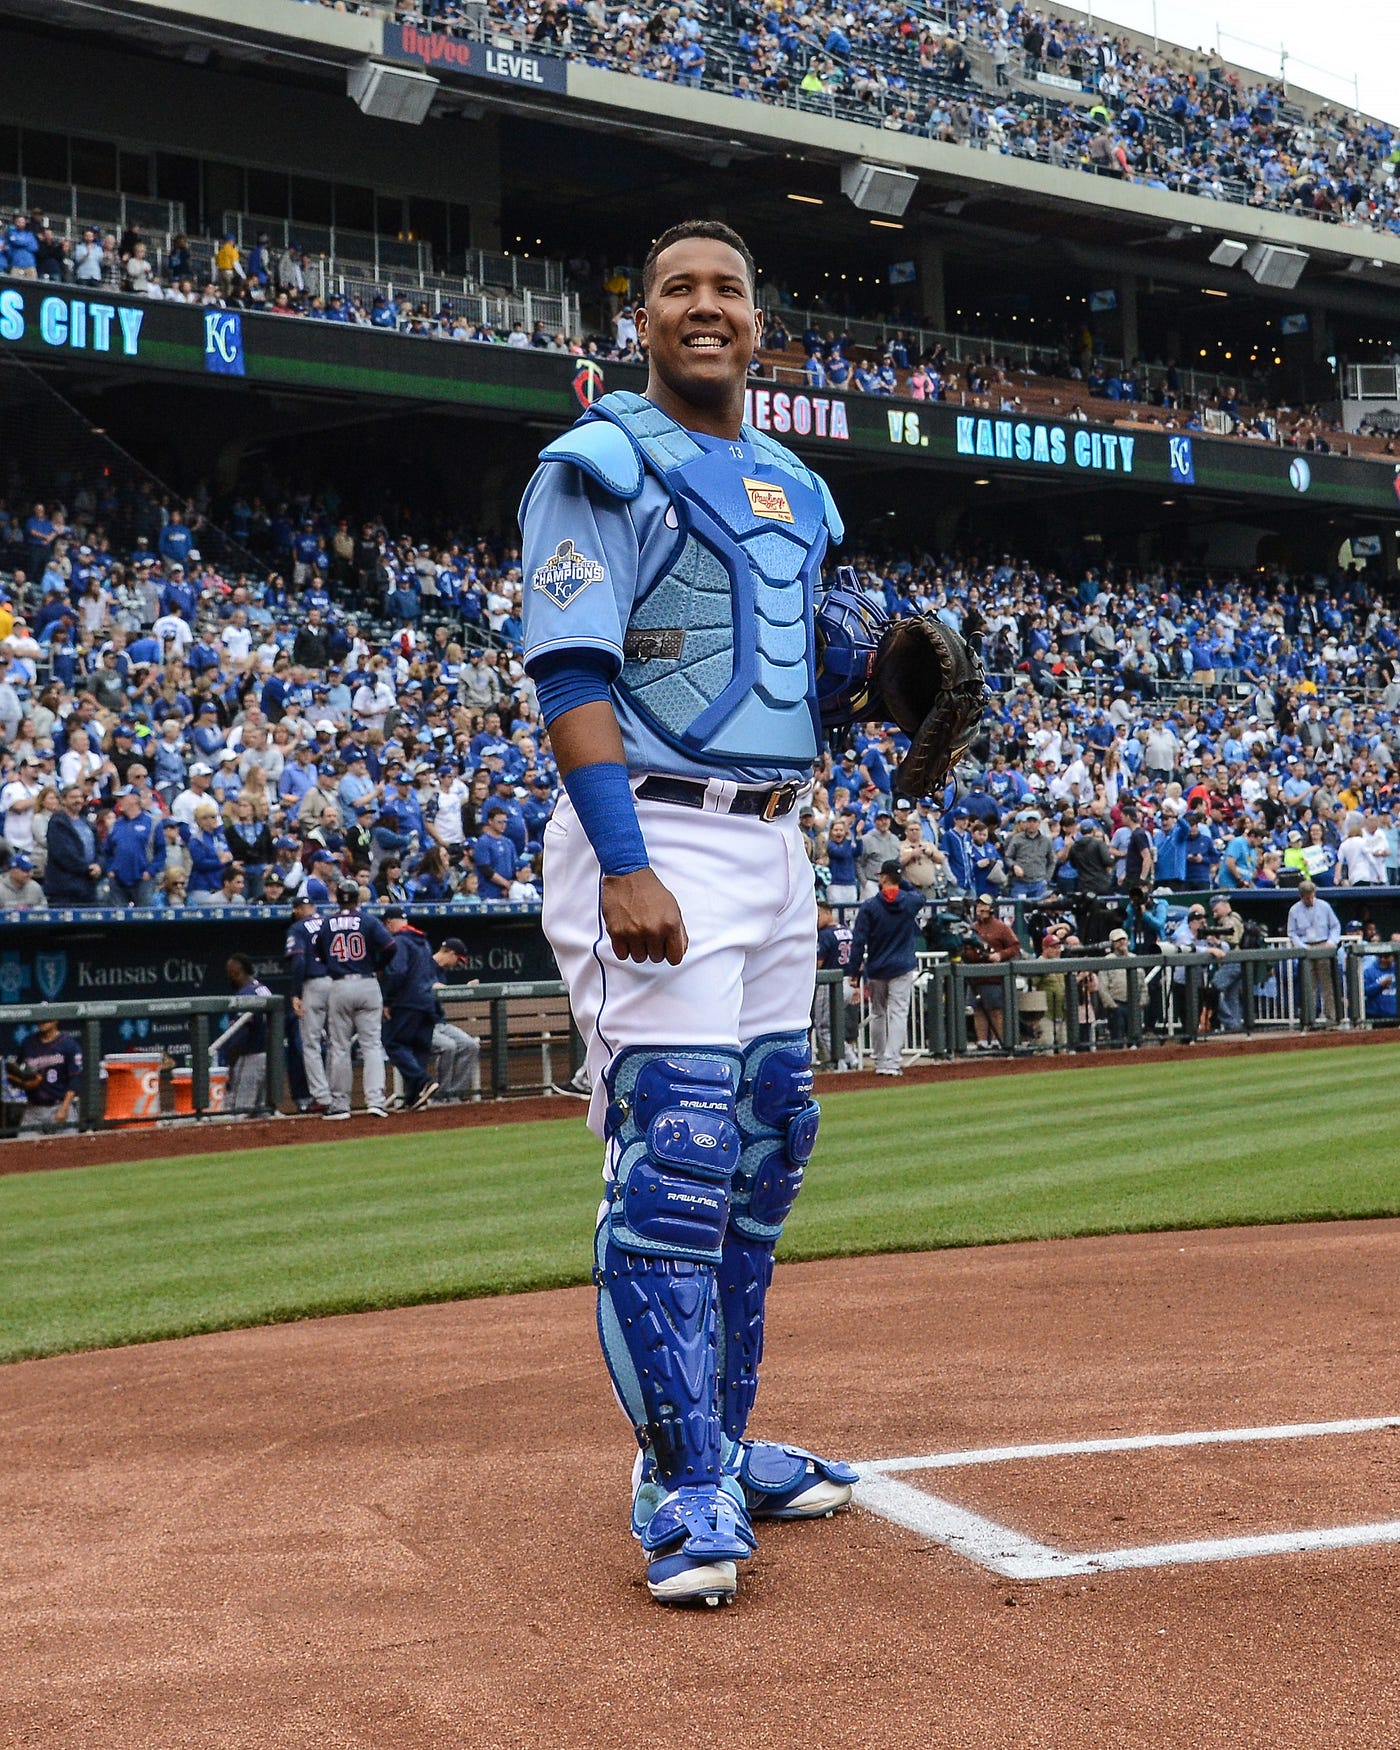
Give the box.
[531,539,604,609]
[572,359,605,409]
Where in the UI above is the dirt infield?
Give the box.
[5,1027,1397,1178]
[3,1219,1397,1748]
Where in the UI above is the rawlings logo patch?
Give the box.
[743,478,795,523]
[531,539,604,609]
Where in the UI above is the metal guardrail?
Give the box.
[833,942,1380,1066]
[0,176,184,240]
[1,994,283,1131]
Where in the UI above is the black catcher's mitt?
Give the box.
[872,610,987,799]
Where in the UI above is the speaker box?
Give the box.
[348,60,440,125]
[840,160,918,217]
[1242,242,1309,288]
[1207,238,1248,267]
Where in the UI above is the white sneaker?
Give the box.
[323,1110,351,1122]
[365,1106,388,1118]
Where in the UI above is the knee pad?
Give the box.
[602,1048,742,1263]
[594,1048,742,1488]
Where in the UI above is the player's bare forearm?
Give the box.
[549,699,628,775]
[550,699,688,966]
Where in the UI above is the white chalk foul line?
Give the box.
[858,1416,1400,1474]
[852,1416,1400,1579]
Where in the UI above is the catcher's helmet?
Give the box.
[814,567,888,730]
[335,877,361,906]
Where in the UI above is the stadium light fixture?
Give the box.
[1209,239,1248,268]
[870,219,904,230]
[1203,288,1229,297]
[786,194,823,205]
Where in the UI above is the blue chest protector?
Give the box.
[538,390,843,770]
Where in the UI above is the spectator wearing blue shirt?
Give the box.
[186,802,233,896]
[1218,823,1264,888]
[159,512,194,568]
[472,805,517,899]
[6,215,39,278]
[278,742,319,806]
[105,788,162,904]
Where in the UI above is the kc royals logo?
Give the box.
[35,951,67,1001]
[531,539,604,609]
[1168,436,1195,486]
[204,311,245,377]
[743,477,795,523]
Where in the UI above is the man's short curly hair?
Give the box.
[641,220,757,304]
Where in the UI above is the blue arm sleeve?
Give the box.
[530,651,648,878]
[531,647,616,726]
[563,763,649,878]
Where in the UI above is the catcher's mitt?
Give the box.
[873,610,987,799]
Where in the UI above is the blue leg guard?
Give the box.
[717,1033,859,1519]
[594,1048,756,1594]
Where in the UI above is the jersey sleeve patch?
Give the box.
[531,539,605,610]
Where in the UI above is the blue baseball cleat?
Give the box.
[632,1472,756,1606]
[725,1438,859,1520]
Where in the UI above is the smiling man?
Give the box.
[520,220,856,1608]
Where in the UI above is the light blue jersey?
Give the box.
[520,392,842,786]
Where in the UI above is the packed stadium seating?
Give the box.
[2,465,1398,921]
[376,0,1400,238]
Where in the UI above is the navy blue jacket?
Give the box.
[847,882,924,980]
[379,926,438,1013]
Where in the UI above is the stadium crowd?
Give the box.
[1,473,1399,934]
[373,0,1400,237]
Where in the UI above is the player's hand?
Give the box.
[602,868,688,965]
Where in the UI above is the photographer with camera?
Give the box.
[962,894,1022,1051]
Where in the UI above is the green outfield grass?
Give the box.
[2,1047,1397,1363]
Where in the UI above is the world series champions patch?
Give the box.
[531,538,605,609]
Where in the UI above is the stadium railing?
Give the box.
[828,941,1378,1067]
[0,176,185,243]
[1,993,284,1134]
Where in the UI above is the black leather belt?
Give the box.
[635,775,804,821]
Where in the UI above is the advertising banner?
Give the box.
[3,282,1396,514]
[380,22,568,93]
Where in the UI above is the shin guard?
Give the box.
[718,1032,820,1443]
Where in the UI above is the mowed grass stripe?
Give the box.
[1,1049,1395,1363]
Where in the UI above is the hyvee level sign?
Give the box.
[381,23,568,91]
